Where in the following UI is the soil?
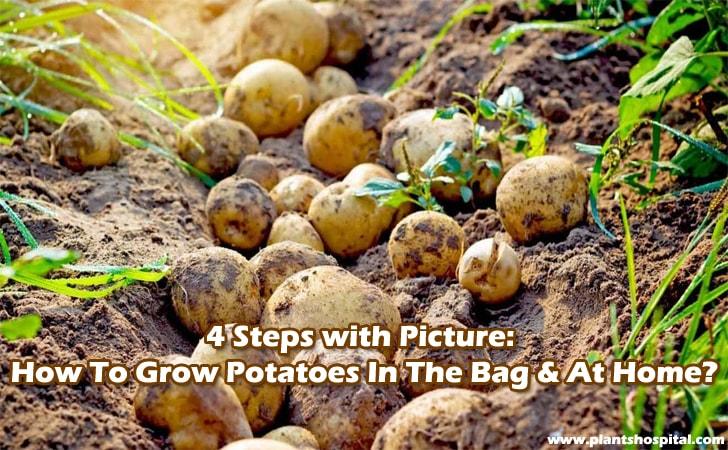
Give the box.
[0,0,721,449]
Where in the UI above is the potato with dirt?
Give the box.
[250,241,337,299]
[457,238,520,305]
[50,108,121,172]
[206,177,277,251]
[237,0,329,74]
[134,355,253,450]
[309,66,358,109]
[388,211,465,278]
[237,154,280,191]
[221,439,297,450]
[268,212,325,251]
[495,155,588,243]
[308,181,394,258]
[289,346,406,450]
[224,59,312,138]
[177,116,259,178]
[312,2,366,66]
[371,388,490,449]
[263,426,320,450]
[269,174,325,214]
[343,163,415,226]
[304,94,396,176]
[191,325,285,433]
[170,247,262,335]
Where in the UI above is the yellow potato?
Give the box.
[237,0,329,73]
[342,163,415,227]
[222,439,298,450]
[237,154,280,191]
[263,426,320,450]
[495,155,588,243]
[270,174,325,214]
[134,355,253,450]
[268,212,325,251]
[177,116,259,179]
[206,177,277,251]
[170,247,262,336]
[50,108,121,172]
[312,2,366,65]
[308,181,394,258]
[191,325,285,433]
[388,211,465,279]
[457,238,520,305]
[224,59,312,138]
[304,94,396,176]
[309,66,358,109]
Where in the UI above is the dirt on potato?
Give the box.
[0,0,718,449]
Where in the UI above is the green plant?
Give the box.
[0,313,41,341]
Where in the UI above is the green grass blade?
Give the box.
[0,198,38,249]
[618,193,638,335]
[0,228,10,265]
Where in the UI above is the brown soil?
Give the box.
[0,1,720,449]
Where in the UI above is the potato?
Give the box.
[177,116,260,178]
[170,247,262,335]
[268,212,325,251]
[206,177,277,251]
[250,241,337,299]
[261,266,401,357]
[495,155,588,243]
[312,2,366,65]
[237,0,329,73]
[380,108,501,202]
[134,355,253,450]
[308,181,394,258]
[270,174,325,214]
[371,388,490,450]
[388,211,465,279]
[50,108,121,172]
[263,426,320,450]
[457,238,520,305]
[222,439,297,450]
[309,66,358,109]
[237,154,280,191]
[304,94,396,176]
[342,163,414,226]
[289,346,406,450]
[224,59,312,138]
[191,325,285,433]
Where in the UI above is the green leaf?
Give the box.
[421,141,456,177]
[651,121,728,167]
[13,248,79,277]
[433,106,459,120]
[460,186,473,203]
[527,123,548,158]
[381,190,414,209]
[482,159,502,179]
[478,99,497,118]
[0,314,42,341]
[646,0,705,47]
[624,36,696,98]
[575,143,603,156]
[586,350,602,365]
[355,178,404,198]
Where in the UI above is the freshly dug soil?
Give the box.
[0,0,718,449]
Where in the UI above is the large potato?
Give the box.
[495,155,588,243]
[237,0,329,74]
[260,266,401,357]
[170,247,262,335]
[309,66,358,109]
[270,174,325,214]
[308,181,394,258]
[304,95,396,176]
[237,154,280,191]
[134,355,253,450]
[177,116,259,178]
[191,325,285,433]
[371,388,490,450]
[250,241,337,299]
[206,177,277,251]
[268,212,325,251]
[388,211,465,279]
[222,439,297,450]
[289,347,406,450]
[224,59,312,138]
[51,108,121,172]
[263,426,320,450]
[457,238,520,305]
[312,2,366,65]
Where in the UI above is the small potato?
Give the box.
[388,211,465,279]
[191,325,285,433]
[224,59,312,138]
[250,241,337,299]
[371,388,490,450]
[270,174,325,214]
[170,247,262,335]
[222,439,297,450]
[457,238,520,305]
[50,108,121,172]
[237,0,329,73]
[495,155,588,243]
[312,2,366,65]
[308,181,394,258]
[304,94,396,177]
[263,426,320,450]
[261,266,401,358]
[268,212,325,251]
[289,347,406,450]
[206,177,277,251]
[134,355,253,450]
[177,116,259,179]
[309,66,358,109]
[237,154,280,191]
[342,163,415,226]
